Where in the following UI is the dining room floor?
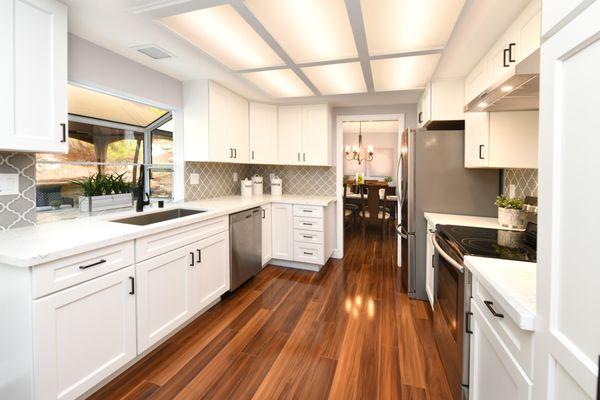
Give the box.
[88,227,451,400]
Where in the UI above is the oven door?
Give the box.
[432,233,472,400]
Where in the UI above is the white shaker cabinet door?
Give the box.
[229,92,249,163]
[271,203,294,260]
[209,82,233,163]
[190,231,230,310]
[301,104,330,166]
[278,105,303,165]
[261,204,272,265]
[250,102,278,164]
[136,244,196,353]
[469,301,532,400]
[535,3,600,399]
[0,0,68,153]
[464,112,490,168]
[33,266,136,400]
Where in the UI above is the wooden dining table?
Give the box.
[343,180,399,220]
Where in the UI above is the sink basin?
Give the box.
[112,208,206,226]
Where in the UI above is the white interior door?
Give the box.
[535,3,600,399]
[33,266,136,400]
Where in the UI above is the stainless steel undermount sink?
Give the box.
[112,208,206,226]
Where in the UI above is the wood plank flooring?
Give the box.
[88,227,451,400]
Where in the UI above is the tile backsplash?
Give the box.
[185,162,336,201]
[504,168,538,198]
[0,152,36,231]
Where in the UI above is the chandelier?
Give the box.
[344,121,374,165]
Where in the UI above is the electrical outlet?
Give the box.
[233,172,238,182]
[269,173,275,182]
[190,173,200,185]
[0,173,19,196]
[508,184,516,198]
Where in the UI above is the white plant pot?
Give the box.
[497,207,524,229]
[79,193,133,213]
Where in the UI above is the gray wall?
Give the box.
[68,34,183,109]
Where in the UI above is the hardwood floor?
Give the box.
[88,227,451,400]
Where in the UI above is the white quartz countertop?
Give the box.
[464,256,536,331]
[424,212,518,230]
[0,195,336,267]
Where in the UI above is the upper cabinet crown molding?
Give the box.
[0,0,68,153]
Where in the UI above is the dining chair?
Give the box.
[343,182,359,229]
[358,183,391,238]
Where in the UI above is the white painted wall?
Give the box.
[343,130,398,184]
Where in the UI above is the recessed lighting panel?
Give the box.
[160,5,284,70]
[242,69,313,97]
[301,62,366,95]
[245,0,357,63]
[360,0,465,55]
[371,54,441,92]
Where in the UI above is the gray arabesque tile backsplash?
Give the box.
[0,152,36,231]
[185,162,336,201]
[504,168,538,198]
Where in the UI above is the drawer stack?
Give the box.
[292,204,325,265]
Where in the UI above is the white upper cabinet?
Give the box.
[418,79,465,128]
[0,0,68,153]
[541,0,592,38]
[183,81,249,163]
[464,0,541,105]
[249,102,278,164]
[278,106,304,165]
[465,111,538,169]
[278,104,331,166]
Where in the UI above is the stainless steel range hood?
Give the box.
[464,49,539,112]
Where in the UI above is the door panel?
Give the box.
[302,104,330,166]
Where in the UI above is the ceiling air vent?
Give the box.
[132,44,173,60]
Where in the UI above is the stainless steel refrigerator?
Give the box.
[396,128,499,300]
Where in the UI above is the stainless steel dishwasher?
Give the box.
[229,207,262,291]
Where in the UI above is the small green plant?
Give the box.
[70,172,133,197]
[49,200,62,209]
[495,194,524,210]
[383,176,393,183]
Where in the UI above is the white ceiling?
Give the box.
[62,0,532,106]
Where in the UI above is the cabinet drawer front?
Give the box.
[472,279,533,376]
[293,204,324,218]
[135,216,228,262]
[294,242,324,265]
[293,216,323,231]
[294,229,324,244]
[32,241,134,299]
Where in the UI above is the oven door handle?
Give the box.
[432,233,464,273]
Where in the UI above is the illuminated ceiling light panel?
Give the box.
[371,54,441,92]
[360,0,466,55]
[160,5,284,70]
[242,69,313,97]
[245,0,357,63]
[301,62,366,95]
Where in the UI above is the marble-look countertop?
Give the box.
[424,212,523,230]
[0,195,336,267]
[464,256,536,331]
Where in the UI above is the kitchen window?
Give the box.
[36,85,174,223]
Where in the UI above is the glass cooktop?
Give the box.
[436,224,537,263]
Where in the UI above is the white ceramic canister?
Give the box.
[252,174,263,195]
[241,178,253,197]
[271,176,283,196]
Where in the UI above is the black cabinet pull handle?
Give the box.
[302,222,312,226]
[503,48,510,67]
[418,111,423,123]
[197,249,201,263]
[252,150,255,160]
[303,153,306,162]
[303,235,314,239]
[60,123,66,143]
[129,276,135,295]
[79,259,107,269]
[229,148,233,158]
[466,311,473,334]
[189,252,195,267]
[508,43,516,63]
[303,251,314,256]
[297,153,300,161]
[234,148,237,158]
[262,208,265,218]
[483,300,504,318]
[479,144,485,159]
[432,254,435,269]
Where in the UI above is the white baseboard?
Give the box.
[269,259,322,272]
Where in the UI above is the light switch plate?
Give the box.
[190,173,200,185]
[233,172,238,182]
[0,173,19,196]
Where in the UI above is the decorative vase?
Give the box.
[79,193,133,213]
[497,207,524,229]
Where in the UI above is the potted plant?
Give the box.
[71,172,134,213]
[383,176,393,184]
[495,194,525,229]
[49,200,62,210]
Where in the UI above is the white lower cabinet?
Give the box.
[271,203,294,260]
[33,266,137,400]
[261,204,272,266]
[192,231,230,309]
[469,299,532,400]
